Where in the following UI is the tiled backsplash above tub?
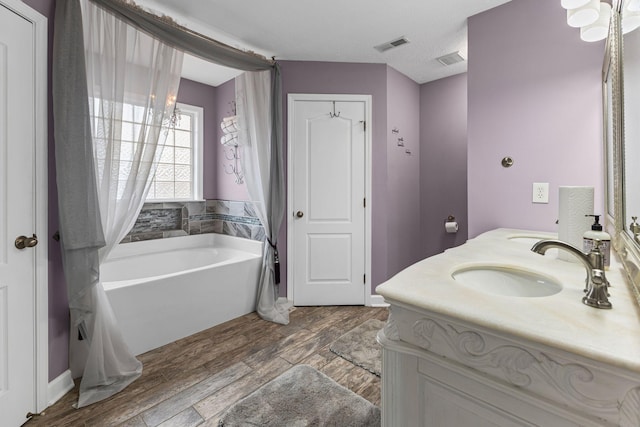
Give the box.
[121,199,264,243]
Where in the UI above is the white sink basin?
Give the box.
[508,236,544,245]
[452,266,562,297]
[508,236,559,257]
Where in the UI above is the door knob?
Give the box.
[296,211,304,218]
[15,234,38,250]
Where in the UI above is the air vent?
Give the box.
[374,36,410,53]
[436,51,465,66]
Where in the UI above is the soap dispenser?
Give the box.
[583,214,611,268]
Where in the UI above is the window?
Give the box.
[147,103,203,201]
[92,100,204,202]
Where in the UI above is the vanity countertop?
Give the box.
[375,228,640,373]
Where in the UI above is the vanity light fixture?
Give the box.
[581,2,612,41]
[567,0,601,27]
[561,0,591,8]
[561,0,612,42]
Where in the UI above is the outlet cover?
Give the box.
[532,182,549,204]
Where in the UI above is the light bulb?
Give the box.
[567,0,600,28]
[627,0,640,13]
[561,0,591,9]
[581,2,611,42]
[623,7,640,33]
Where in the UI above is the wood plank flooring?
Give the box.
[27,306,388,427]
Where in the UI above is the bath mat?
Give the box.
[218,365,380,426]
[329,318,384,377]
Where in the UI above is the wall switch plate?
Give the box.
[532,182,549,204]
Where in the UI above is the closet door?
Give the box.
[0,2,46,424]
[289,95,368,306]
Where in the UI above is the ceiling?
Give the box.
[136,0,512,87]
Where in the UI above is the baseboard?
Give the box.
[369,294,389,307]
[284,295,386,308]
[48,370,74,406]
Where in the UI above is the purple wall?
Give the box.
[175,78,217,199]
[386,67,422,275]
[21,0,70,382]
[420,73,468,257]
[467,0,605,238]
[279,61,390,294]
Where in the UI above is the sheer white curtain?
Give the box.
[66,0,183,408]
[236,70,289,324]
[83,0,183,258]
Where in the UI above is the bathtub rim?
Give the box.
[102,248,261,290]
[106,233,263,260]
[102,233,263,290]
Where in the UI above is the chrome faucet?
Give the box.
[531,240,611,309]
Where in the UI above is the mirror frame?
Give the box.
[606,0,640,305]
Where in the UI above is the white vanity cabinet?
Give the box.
[376,229,640,427]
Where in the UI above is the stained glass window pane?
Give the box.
[175,130,191,147]
[175,182,191,198]
[175,165,191,182]
[175,147,191,165]
[159,146,174,163]
[133,105,145,122]
[155,163,174,181]
[156,182,174,199]
[177,114,191,131]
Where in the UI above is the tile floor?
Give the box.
[27,306,387,427]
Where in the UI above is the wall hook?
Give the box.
[329,101,341,118]
[227,101,237,116]
[223,145,244,184]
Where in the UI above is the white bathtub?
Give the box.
[102,233,262,355]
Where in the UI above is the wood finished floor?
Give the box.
[28,306,388,427]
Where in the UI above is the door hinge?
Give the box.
[364,274,366,284]
[360,120,366,132]
[363,197,366,208]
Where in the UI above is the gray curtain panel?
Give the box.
[53,0,143,408]
[52,0,105,329]
[268,63,286,289]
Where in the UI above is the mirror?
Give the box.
[607,0,640,303]
[623,3,640,243]
[604,46,616,220]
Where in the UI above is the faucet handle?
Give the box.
[585,241,611,295]
[583,270,612,309]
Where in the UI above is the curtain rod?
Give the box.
[88,0,275,71]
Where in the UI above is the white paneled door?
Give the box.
[0,2,46,425]
[289,95,370,306]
